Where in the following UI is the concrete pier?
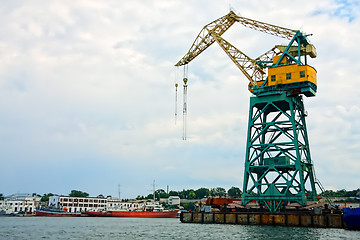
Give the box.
[180,212,344,228]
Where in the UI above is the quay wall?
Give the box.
[180,212,344,228]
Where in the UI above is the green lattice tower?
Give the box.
[241,93,318,212]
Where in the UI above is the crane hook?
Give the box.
[183,77,188,140]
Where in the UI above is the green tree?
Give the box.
[169,190,179,196]
[181,202,194,211]
[188,190,196,199]
[213,187,226,197]
[227,187,242,197]
[338,189,347,197]
[195,188,210,199]
[345,189,359,197]
[322,190,335,197]
[41,193,54,202]
[179,189,193,199]
[321,189,360,198]
[210,188,216,197]
[155,189,169,199]
[136,195,145,200]
[0,193,4,200]
[69,190,89,198]
[97,194,105,198]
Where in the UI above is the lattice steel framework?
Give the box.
[241,93,318,212]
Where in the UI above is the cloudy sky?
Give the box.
[0,0,359,198]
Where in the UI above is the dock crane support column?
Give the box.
[241,93,317,212]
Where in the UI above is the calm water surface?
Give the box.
[0,217,358,239]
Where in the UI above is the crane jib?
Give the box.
[174,10,316,97]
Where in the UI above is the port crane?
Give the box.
[175,11,319,212]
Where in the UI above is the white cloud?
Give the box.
[0,0,359,198]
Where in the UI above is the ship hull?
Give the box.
[35,210,81,217]
[343,207,360,229]
[85,210,178,218]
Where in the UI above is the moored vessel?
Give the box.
[343,207,360,229]
[86,202,178,218]
[85,209,178,218]
[35,208,81,217]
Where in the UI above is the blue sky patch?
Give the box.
[313,0,359,22]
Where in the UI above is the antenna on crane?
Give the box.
[182,65,188,140]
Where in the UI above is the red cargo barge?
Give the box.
[85,210,178,218]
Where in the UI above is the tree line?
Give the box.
[321,189,360,198]
[1,188,358,202]
[1,187,241,203]
[320,188,360,203]
[39,190,112,202]
[136,187,243,201]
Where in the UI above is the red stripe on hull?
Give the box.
[35,211,81,217]
[85,210,178,218]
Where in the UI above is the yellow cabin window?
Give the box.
[300,71,305,78]
[271,75,276,81]
[286,73,291,80]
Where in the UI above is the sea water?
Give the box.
[0,217,358,239]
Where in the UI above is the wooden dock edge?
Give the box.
[180,212,344,228]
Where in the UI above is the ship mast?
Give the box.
[152,180,156,203]
[118,184,121,201]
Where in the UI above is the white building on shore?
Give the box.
[47,195,181,213]
[48,196,108,213]
[168,196,181,206]
[48,196,151,213]
[0,194,40,215]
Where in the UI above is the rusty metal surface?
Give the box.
[181,212,344,228]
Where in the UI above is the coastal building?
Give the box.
[48,196,151,213]
[49,196,108,213]
[168,196,180,206]
[0,200,4,214]
[0,194,40,215]
[332,202,360,208]
[107,199,144,211]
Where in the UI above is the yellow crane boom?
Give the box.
[210,33,264,88]
[175,11,297,67]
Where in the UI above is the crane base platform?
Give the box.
[253,81,317,97]
[180,211,344,228]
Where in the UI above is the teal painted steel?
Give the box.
[241,93,318,212]
[252,31,317,97]
[253,81,317,97]
[272,31,309,68]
